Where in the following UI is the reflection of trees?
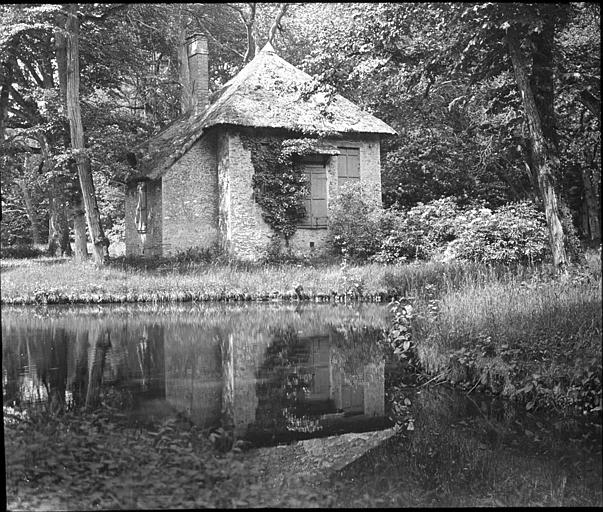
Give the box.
[2,318,169,415]
[84,327,112,410]
[221,334,235,431]
[39,327,69,414]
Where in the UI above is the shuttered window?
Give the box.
[337,147,360,188]
[300,155,328,228]
[135,182,148,233]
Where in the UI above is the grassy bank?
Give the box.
[0,256,547,305]
[404,255,602,417]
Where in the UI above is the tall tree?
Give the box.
[55,9,87,260]
[505,24,567,265]
[64,4,108,265]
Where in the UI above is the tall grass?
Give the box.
[0,256,547,305]
[413,268,602,410]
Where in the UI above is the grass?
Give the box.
[409,254,602,415]
[0,255,549,305]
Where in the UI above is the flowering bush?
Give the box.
[330,187,550,265]
[375,197,461,262]
[448,201,549,264]
[374,198,550,265]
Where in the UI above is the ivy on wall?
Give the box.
[241,135,320,243]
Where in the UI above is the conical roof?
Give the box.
[134,43,396,179]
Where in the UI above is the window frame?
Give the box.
[337,146,361,189]
[135,181,148,234]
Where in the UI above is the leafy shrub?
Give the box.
[375,197,461,263]
[374,198,550,265]
[448,201,549,264]
[328,182,387,259]
[0,244,44,259]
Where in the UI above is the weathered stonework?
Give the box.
[162,133,219,256]
[126,128,383,260]
[221,130,273,260]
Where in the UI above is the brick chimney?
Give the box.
[187,33,209,114]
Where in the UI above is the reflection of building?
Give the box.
[2,303,390,445]
[164,322,388,445]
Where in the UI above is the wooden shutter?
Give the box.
[301,158,327,228]
[337,147,360,188]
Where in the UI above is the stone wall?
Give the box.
[125,179,162,258]
[162,133,219,256]
[220,130,273,260]
[126,130,382,260]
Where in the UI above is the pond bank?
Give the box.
[0,256,559,305]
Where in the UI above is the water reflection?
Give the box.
[2,303,391,445]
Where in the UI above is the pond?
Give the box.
[3,302,602,506]
[2,302,392,445]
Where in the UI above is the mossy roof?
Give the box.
[133,43,396,179]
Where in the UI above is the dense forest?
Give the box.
[1,3,600,265]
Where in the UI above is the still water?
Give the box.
[2,302,392,445]
[3,302,602,505]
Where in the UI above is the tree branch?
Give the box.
[18,58,45,88]
[8,87,38,122]
[188,13,246,60]
[578,89,601,125]
[8,107,37,124]
[268,3,289,44]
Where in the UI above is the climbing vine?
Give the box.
[241,135,321,243]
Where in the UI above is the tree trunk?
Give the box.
[48,195,60,255]
[506,27,569,267]
[581,168,600,242]
[17,177,42,246]
[581,147,601,244]
[48,195,72,256]
[178,28,193,115]
[72,192,88,260]
[268,3,288,44]
[529,18,558,151]
[243,3,257,63]
[65,5,108,266]
[85,328,110,410]
[528,19,583,263]
[56,14,88,260]
[0,59,12,141]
